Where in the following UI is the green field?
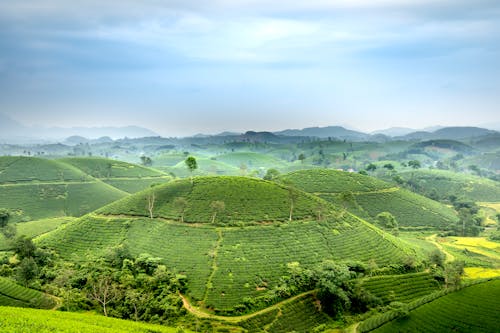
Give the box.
[398,169,500,202]
[0,277,56,309]
[41,176,419,313]
[0,306,190,333]
[282,169,459,229]
[369,279,500,333]
[98,176,325,224]
[59,157,172,193]
[0,157,88,183]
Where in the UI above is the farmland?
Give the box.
[368,279,500,333]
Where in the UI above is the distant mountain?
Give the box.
[0,113,158,142]
[371,127,416,137]
[398,127,497,141]
[275,126,370,141]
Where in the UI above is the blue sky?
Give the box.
[0,0,499,136]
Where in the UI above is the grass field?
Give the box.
[282,169,459,229]
[0,306,190,333]
[369,279,500,333]
[399,169,500,202]
[98,176,326,224]
[0,277,56,309]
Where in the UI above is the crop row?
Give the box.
[0,277,55,309]
[370,279,500,333]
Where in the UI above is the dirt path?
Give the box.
[180,290,315,323]
[426,234,455,262]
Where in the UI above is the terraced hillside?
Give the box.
[282,169,459,230]
[0,306,191,333]
[59,157,172,193]
[0,277,56,309]
[368,279,500,333]
[399,169,500,202]
[0,157,127,221]
[41,176,419,313]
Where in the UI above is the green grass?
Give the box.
[399,169,500,202]
[42,213,417,313]
[281,169,394,194]
[240,294,331,333]
[370,279,500,333]
[0,217,74,250]
[0,306,190,333]
[98,176,325,224]
[282,169,459,229]
[0,277,56,309]
[0,182,127,221]
[59,157,172,193]
[0,156,88,183]
[213,152,288,170]
[359,272,441,304]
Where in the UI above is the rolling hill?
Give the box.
[366,279,500,333]
[398,169,500,202]
[281,169,459,230]
[41,176,419,313]
[59,157,172,193]
[0,157,127,221]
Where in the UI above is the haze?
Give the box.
[0,0,499,136]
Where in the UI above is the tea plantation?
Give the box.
[369,279,500,333]
[0,306,191,333]
[282,169,459,229]
[0,277,56,309]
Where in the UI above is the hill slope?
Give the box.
[42,176,419,313]
[0,306,189,333]
[0,157,127,221]
[369,279,500,333]
[59,157,171,193]
[281,169,459,229]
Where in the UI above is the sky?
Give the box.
[0,0,499,136]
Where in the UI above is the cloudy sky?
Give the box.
[0,0,499,136]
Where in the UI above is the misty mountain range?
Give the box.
[0,113,499,144]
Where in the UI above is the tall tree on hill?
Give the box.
[366,163,377,173]
[408,160,421,169]
[0,208,10,228]
[185,156,198,184]
[210,201,225,223]
[174,197,188,223]
[147,192,155,219]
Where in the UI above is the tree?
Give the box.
[185,156,198,184]
[210,201,225,224]
[174,197,188,223]
[146,192,155,219]
[444,261,464,289]
[376,212,398,229]
[315,261,354,317]
[383,163,394,171]
[365,163,377,172]
[429,249,445,268]
[0,209,10,228]
[13,236,37,260]
[88,274,119,317]
[140,156,152,167]
[263,168,280,181]
[468,164,481,176]
[408,160,421,169]
[316,202,327,221]
[16,257,39,286]
[298,153,306,163]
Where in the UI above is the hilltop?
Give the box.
[0,156,126,221]
[281,169,459,230]
[41,176,419,313]
[59,157,171,193]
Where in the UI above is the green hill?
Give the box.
[98,176,323,223]
[282,169,459,230]
[59,157,172,193]
[398,169,500,202]
[0,277,56,309]
[0,306,190,333]
[213,152,288,169]
[41,176,419,313]
[367,279,500,333]
[0,156,127,221]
